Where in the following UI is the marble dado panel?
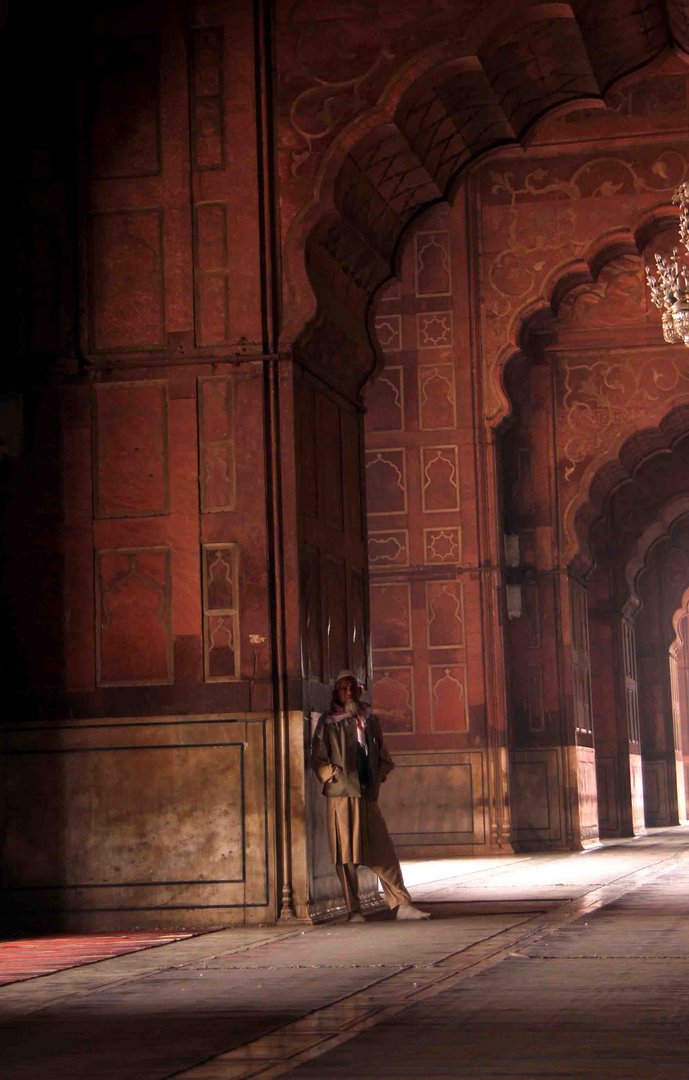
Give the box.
[0,716,273,927]
[510,748,566,848]
[379,750,487,856]
[577,744,600,843]
[596,752,619,835]
[643,757,673,826]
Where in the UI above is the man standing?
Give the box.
[311,670,430,922]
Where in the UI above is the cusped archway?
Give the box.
[282,0,689,398]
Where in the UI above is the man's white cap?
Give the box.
[335,669,360,685]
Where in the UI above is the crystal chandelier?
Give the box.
[646,182,689,347]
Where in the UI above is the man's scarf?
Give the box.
[326,704,368,752]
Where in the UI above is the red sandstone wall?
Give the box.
[365,203,481,751]
[296,371,369,708]
[13,1,278,715]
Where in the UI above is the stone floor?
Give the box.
[3,828,689,1078]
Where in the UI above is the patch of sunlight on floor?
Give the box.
[398,857,521,888]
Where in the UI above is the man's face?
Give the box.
[336,678,357,706]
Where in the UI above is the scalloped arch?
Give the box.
[625,500,689,617]
[283,0,689,392]
[569,405,689,580]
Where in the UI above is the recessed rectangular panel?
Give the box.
[366,449,407,516]
[512,760,552,832]
[191,28,224,170]
[196,275,229,345]
[387,762,473,835]
[341,410,363,539]
[316,395,344,529]
[198,377,235,511]
[426,581,465,648]
[205,615,239,679]
[300,544,323,682]
[368,529,409,569]
[89,210,165,352]
[194,203,230,346]
[417,310,453,349]
[429,663,469,732]
[373,313,403,352]
[349,567,368,689]
[372,665,415,733]
[365,367,404,432]
[415,230,451,297]
[94,382,169,518]
[424,526,462,564]
[0,717,272,911]
[511,749,563,842]
[378,751,486,847]
[192,27,223,95]
[88,34,161,179]
[371,582,412,651]
[2,744,244,887]
[323,555,347,681]
[296,379,318,518]
[97,547,172,686]
[202,544,240,682]
[527,666,545,731]
[421,446,460,513]
[418,364,457,429]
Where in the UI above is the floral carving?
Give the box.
[560,353,689,482]
[283,17,394,178]
[484,150,688,319]
[557,256,647,327]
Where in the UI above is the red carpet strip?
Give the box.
[0,931,196,986]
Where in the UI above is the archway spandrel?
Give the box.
[478,145,689,413]
[565,406,689,574]
[556,255,647,327]
[559,349,689,482]
[282,3,685,362]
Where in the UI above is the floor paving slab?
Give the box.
[3,827,689,1079]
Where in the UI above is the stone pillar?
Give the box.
[636,566,682,828]
[589,599,645,837]
[502,354,598,851]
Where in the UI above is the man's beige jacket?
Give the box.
[310,711,395,800]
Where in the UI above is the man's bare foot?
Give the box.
[396,903,430,920]
[347,911,366,923]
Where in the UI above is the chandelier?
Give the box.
[646,183,689,346]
